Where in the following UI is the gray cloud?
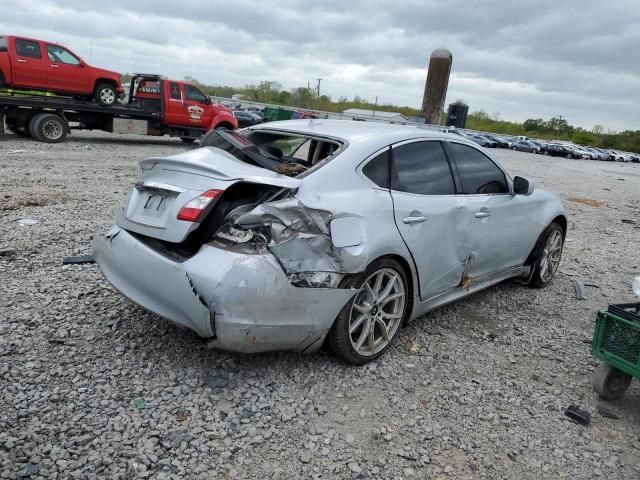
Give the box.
[1,0,638,129]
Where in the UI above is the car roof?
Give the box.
[251,119,457,145]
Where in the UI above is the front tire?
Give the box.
[511,146,517,151]
[327,258,409,364]
[528,222,564,288]
[94,84,117,106]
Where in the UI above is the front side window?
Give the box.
[184,84,207,102]
[448,142,509,194]
[391,141,455,195]
[15,39,41,59]
[46,45,80,65]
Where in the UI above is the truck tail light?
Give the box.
[177,189,223,222]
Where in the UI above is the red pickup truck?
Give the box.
[0,35,124,106]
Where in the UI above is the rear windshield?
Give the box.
[202,129,343,178]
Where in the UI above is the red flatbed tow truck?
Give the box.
[0,74,237,143]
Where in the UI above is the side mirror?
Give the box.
[203,97,212,105]
[513,176,534,195]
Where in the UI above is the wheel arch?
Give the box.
[524,214,567,266]
[93,78,117,91]
[341,253,416,326]
[213,121,235,131]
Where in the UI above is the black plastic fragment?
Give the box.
[565,405,591,426]
[596,404,620,419]
[62,255,95,265]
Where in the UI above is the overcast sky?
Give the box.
[2,0,639,130]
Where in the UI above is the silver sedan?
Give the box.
[94,120,566,364]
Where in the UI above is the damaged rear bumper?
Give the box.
[94,226,356,353]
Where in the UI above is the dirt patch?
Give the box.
[568,197,606,207]
[0,191,73,211]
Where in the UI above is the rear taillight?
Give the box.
[177,189,223,222]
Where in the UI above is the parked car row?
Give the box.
[457,131,639,162]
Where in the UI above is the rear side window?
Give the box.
[448,143,509,194]
[169,82,181,100]
[0,37,7,52]
[15,39,41,59]
[391,141,455,195]
[362,150,389,188]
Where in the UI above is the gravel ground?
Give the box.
[1,130,639,480]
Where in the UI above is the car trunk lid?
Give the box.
[116,147,301,243]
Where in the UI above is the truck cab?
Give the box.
[131,75,237,138]
[0,35,124,106]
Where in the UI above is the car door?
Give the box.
[445,141,539,281]
[11,38,47,88]
[182,83,214,128]
[45,44,87,93]
[389,140,471,300]
[163,81,184,125]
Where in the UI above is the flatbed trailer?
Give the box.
[0,74,236,143]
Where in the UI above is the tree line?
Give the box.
[121,74,639,153]
[467,110,640,153]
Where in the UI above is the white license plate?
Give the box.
[143,192,168,217]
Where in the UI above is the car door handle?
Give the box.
[474,211,491,218]
[17,58,27,63]
[50,64,59,68]
[403,216,426,224]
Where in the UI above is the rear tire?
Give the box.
[528,222,564,288]
[28,115,41,140]
[327,258,409,365]
[593,363,631,400]
[31,113,68,143]
[94,83,117,106]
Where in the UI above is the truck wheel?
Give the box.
[32,113,68,143]
[94,84,117,106]
[0,71,4,88]
[28,115,41,140]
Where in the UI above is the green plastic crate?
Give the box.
[591,304,640,379]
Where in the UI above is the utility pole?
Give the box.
[316,78,322,99]
[373,96,378,117]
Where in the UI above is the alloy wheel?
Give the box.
[348,268,405,357]
[539,229,563,282]
[100,88,115,105]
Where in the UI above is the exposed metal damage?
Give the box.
[210,197,369,287]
